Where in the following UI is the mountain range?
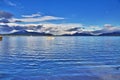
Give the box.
[0,24,120,36]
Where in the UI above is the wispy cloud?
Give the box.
[4,0,16,7]
[0,11,64,23]
[22,13,41,18]
[11,16,64,23]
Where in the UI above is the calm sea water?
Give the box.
[0,36,120,80]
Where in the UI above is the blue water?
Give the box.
[0,36,120,80]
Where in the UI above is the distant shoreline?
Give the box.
[1,34,120,37]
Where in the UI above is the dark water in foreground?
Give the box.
[0,36,120,80]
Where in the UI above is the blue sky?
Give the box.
[0,0,120,26]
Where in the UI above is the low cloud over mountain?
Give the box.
[0,10,120,36]
[0,22,120,36]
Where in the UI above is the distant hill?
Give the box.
[99,32,120,36]
[62,32,93,36]
[1,24,120,36]
[2,30,53,36]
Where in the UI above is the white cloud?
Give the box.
[40,16,64,21]
[83,26,102,31]
[11,16,64,23]
[103,24,120,32]
[104,24,114,29]
[22,13,41,18]
[41,23,83,35]
[104,24,113,27]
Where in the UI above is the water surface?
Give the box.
[0,36,120,80]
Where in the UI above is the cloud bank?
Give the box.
[0,10,120,35]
